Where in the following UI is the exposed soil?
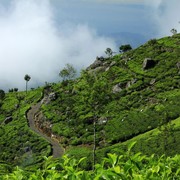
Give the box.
[27,101,64,158]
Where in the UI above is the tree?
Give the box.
[105,48,113,58]
[158,112,175,155]
[14,88,18,92]
[171,28,177,35]
[81,71,110,170]
[119,44,132,53]
[0,89,5,100]
[24,74,31,94]
[59,64,76,81]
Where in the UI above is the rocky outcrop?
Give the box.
[49,92,57,101]
[96,56,105,61]
[87,60,103,70]
[86,57,113,73]
[41,92,57,104]
[143,58,156,70]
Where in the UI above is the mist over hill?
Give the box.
[1,0,180,91]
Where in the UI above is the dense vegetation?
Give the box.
[41,34,180,161]
[0,89,51,169]
[1,143,180,179]
[0,34,180,177]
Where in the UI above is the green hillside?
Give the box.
[0,34,180,175]
[0,89,51,169]
[41,34,180,160]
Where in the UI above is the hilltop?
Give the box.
[0,34,180,172]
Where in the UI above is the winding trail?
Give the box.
[27,101,64,158]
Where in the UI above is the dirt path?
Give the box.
[27,101,64,158]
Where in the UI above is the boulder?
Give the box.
[105,67,110,71]
[98,117,108,125]
[150,79,156,85]
[49,92,57,101]
[4,116,13,124]
[24,146,31,152]
[176,62,180,69]
[112,83,123,93]
[14,104,19,109]
[109,61,116,67]
[126,79,137,89]
[143,58,156,70]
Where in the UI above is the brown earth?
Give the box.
[27,101,64,158]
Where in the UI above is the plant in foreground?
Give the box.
[1,142,180,179]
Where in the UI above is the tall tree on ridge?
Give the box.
[24,74,31,94]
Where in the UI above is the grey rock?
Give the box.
[87,60,103,70]
[24,146,31,152]
[4,116,13,124]
[98,117,108,125]
[105,67,110,71]
[126,79,137,89]
[109,61,116,67]
[49,92,57,101]
[14,104,19,109]
[112,83,123,93]
[150,79,156,85]
[176,62,180,69]
[143,58,156,70]
[93,66,106,73]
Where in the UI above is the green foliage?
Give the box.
[171,28,177,35]
[1,34,180,175]
[9,88,18,93]
[105,48,113,58]
[24,74,31,82]
[0,89,5,100]
[147,39,157,46]
[38,35,180,164]
[0,88,50,168]
[1,145,180,179]
[59,63,77,81]
[119,44,132,53]
[24,74,31,93]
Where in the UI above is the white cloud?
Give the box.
[0,0,116,91]
[146,0,180,36]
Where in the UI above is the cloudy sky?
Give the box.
[0,0,179,91]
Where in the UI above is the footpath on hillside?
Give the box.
[27,100,64,158]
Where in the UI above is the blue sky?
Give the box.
[0,0,179,90]
[51,0,157,45]
[52,1,153,34]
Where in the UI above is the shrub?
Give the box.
[0,89,5,100]
[119,44,132,53]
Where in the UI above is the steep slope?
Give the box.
[40,34,180,161]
